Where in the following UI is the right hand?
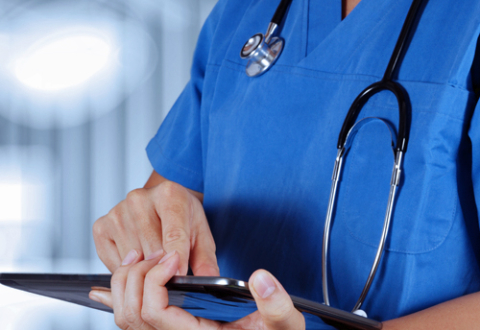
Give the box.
[90,251,306,330]
[92,171,219,276]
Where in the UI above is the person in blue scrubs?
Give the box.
[90,0,480,328]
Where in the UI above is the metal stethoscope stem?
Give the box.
[240,0,426,317]
[322,142,404,313]
[322,0,424,316]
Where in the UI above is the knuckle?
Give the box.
[141,304,157,324]
[163,226,189,245]
[144,270,156,284]
[106,206,124,226]
[155,181,193,222]
[114,313,128,330]
[127,262,144,278]
[92,219,105,239]
[265,301,294,323]
[198,226,216,251]
[123,304,141,325]
[110,271,126,288]
[155,181,188,205]
[126,188,148,208]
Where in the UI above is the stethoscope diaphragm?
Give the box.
[241,34,284,77]
[240,0,292,77]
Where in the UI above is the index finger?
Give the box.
[153,181,192,275]
[89,289,113,309]
[141,252,219,330]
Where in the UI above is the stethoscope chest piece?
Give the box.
[241,33,284,77]
[240,0,292,77]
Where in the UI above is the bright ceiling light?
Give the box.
[0,0,158,129]
[14,34,111,91]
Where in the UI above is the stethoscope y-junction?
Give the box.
[240,0,425,317]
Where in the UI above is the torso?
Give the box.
[201,0,480,322]
[153,0,480,325]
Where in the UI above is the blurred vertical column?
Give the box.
[0,0,218,328]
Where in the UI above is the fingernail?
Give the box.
[146,249,164,260]
[122,249,138,266]
[89,293,101,303]
[176,270,180,276]
[158,250,176,264]
[253,272,276,299]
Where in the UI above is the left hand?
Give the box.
[89,249,306,330]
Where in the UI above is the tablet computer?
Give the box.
[0,273,382,330]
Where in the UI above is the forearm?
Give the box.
[383,292,480,329]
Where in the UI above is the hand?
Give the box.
[89,250,306,330]
[92,174,219,276]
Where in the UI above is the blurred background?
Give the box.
[0,0,217,328]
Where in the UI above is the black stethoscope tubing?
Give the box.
[271,0,291,25]
[338,0,424,153]
[323,0,425,315]
[240,0,425,316]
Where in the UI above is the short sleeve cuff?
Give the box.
[146,137,204,193]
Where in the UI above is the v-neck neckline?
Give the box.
[297,0,410,75]
[304,0,378,58]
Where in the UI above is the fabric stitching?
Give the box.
[334,121,458,255]
[344,161,458,255]
[217,58,474,93]
[303,0,308,58]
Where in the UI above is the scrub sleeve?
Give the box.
[146,0,229,193]
[146,80,204,192]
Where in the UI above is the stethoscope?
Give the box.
[240,0,290,77]
[241,0,424,318]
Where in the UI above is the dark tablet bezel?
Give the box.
[0,273,382,330]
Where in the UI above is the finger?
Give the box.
[126,188,164,258]
[111,249,142,329]
[142,251,219,329]
[97,202,144,270]
[89,290,113,309]
[249,270,306,330]
[96,238,122,273]
[153,181,192,275]
[93,217,122,273]
[189,200,219,276]
[224,310,264,329]
[123,251,165,329]
[111,201,145,261]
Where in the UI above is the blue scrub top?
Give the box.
[147,0,480,326]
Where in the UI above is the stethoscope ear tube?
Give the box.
[337,0,425,152]
[323,0,425,315]
[337,80,410,153]
[322,118,404,314]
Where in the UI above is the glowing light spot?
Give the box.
[14,34,111,91]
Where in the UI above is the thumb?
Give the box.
[249,270,305,330]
